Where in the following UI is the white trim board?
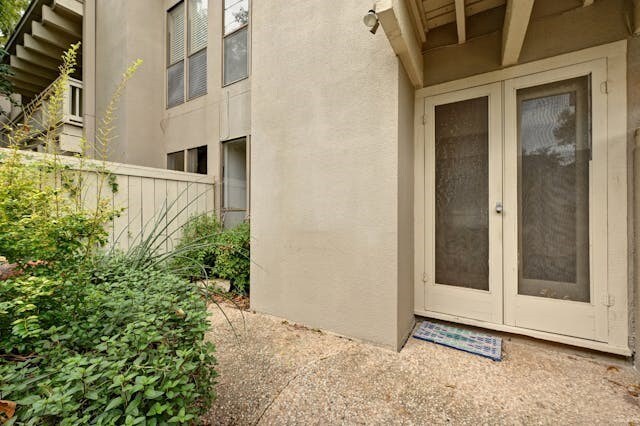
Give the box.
[415,40,627,98]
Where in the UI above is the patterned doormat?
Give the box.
[413,321,502,361]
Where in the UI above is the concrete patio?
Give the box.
[203,306,640,425]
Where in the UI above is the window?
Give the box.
[167,0,208,108]
[223,0,249,86]
[187,145,208,174]
[222,138,248,228]
[167,150,185,171]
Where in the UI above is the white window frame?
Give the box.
[220,137,250,227]
[166,0,208,109]
[222,0,250,87]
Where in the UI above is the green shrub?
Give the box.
[172,215,250,294]
[171,214,222,280]
[0,44,116,268]
[0,262,216,425]
[213,222,250,294]
[0,45,216,424]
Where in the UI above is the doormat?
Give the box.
[413,321,502,361]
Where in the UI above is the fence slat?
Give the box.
[0,148,215,253]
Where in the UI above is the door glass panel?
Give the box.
[435,96,489,290]
[517,76,591,302]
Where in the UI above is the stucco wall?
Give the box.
[95,0,165,168]
[250,0,414,349]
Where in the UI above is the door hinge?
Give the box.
[422,272,428,283]
[600,81,608,94]
[603,294,615,307]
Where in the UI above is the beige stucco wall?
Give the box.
[95,0,165,167]
[250,0,415,350]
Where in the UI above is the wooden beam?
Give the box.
[24,34,66,61]
[376,0,424,88]
[634,0,640,35]
[16,46,61,71]
[407,0,427,43]
[454,0,466,43]
[42,5,82,38]
[32,21,78,50]
[11,56,58,80]
[501,0,534,66]
[11,79,44,95]
[53,0,84,17]
[10,70,50,88]
[426,0,505,30]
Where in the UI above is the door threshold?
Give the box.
[415,309,631,356]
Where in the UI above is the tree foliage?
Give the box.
[0,0,29,45]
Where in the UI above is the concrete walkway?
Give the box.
[202,306,640,425]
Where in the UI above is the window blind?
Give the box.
[188,49,207,99]
[189,0,208,54]
[167,3,185,65]
[167,61,185,108]
[223,27,248,85]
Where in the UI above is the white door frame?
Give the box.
[413,40,630,355]
[423,82,503,324]
[503,59,608,342]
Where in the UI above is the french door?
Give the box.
[423,60,608,342]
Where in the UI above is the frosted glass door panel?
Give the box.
[435,96,489,291]
[517,76,591,302]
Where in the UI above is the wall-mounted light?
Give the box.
[363,9,379,34]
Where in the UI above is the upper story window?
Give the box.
[223,0,249,86]
[167,0,208,108]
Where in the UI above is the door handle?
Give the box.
[495,202,503,214]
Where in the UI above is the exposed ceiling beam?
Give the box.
[16,46,61,71]
[11,70,50,88]
[501,0,534,66]
[11,56,58,80]
[454,0,466,43]
[426,0,505,29]
[53,0,84,17]
[24,34,66,61]
[423,0,452,12]
[376,0,424,88]
[32,21,78,51]
[407,0,427,43]
[42,4,82,38]
[11,79,44,96]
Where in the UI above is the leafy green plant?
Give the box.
[170,213,221,280]
[0,44,119,268]
[212,222,250,294]
[0,263,217,425]
[171,214,250,294]
[0,46,217,424]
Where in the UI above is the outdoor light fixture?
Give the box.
[363,9,379,34]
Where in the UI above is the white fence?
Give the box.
[0,148,215,251]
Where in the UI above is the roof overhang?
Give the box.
[3,0,83,99]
